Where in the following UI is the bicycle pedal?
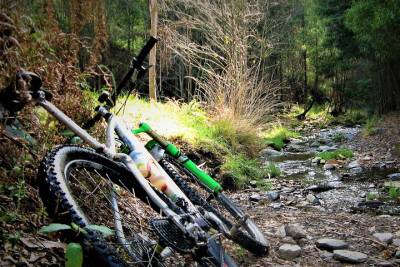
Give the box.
[150,218,193,253]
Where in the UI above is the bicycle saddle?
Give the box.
[17,69,42,91]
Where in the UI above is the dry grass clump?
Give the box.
[160,0,281,132]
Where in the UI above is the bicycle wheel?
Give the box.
[159,154,269,256]
[38,145,164,267]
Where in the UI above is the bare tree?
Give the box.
[149,0,158,101]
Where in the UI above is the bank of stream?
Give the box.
[231,126,400,266]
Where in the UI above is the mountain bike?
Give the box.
[6,37,269,266]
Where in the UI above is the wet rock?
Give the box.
[285,223,307,239]
[395,250,400,259]
[392,238,400,246]
[269,202,284,209]
[348,160,360,169]
[312,157,321,163]
[388,173,400,181]
[278,244,301,260]
[384,181,400,188]
[323,163,336,170]
[305,183,335,193]
[350,166,363,174]
[377,261,394,267]
[266,191,280,201]
[321,251,334,261]
[275,225,286,237]
[333,250,368,263]
[359,192,366,198]
[372,232,394,244]
[316,238,348,251]
[261,148,284,158]
[320,159,326,164]
[281,236,297,244]
[311,141,320,148]
[363,155,373,161]
[318,145,337,152]
[281,187,295,194]
[306,193,320,205]
[249,193,261,202]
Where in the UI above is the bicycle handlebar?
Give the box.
[112,36,158,105]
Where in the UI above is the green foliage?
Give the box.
[366,192,378,201]
[66,243,83,267]
[39,223,72,234]
[256,180,272,191]
[264,127,299,150]
[221,154,266,189]
[332,132,346,143]
[122,96,265,188]
[388,186,400,200]
[344,0,400,62]
[265,163,281,177]
[362,115,380,136]
[317,148,353,160]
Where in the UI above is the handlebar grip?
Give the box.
[133,36,158,67]
[82,112,103,130]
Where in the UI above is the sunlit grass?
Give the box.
[317,148,353,160]
[118,95,210,144]
[264,126,299,150]
[117,95,266,188]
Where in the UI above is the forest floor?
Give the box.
[1,113,399,267]
[230,113,400,266]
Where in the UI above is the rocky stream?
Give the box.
[232,126,400,266]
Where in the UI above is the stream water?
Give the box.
[262,126,400,215]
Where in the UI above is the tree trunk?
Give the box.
[148,0,158,101]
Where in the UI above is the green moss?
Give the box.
[264,126,299,150]
[317,148,353,160]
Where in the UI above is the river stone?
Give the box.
[392,238,400,246]
[350,166,363,174]
[384,181,400,188]
[318,145,336,152]
[306,193,320,205]
[333,250,368,263]
[278,244,302,260]
[373,232,394,244]
[285,223,307,239]
[395,250,400,259]
[323,163,336,170]
[269,202,284,209]
[388,173,400,181]
[348,160,360,169]
[266,191,280,201]
[261,148,284,158]
[249,193,261,202]
[316,238,348,251]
